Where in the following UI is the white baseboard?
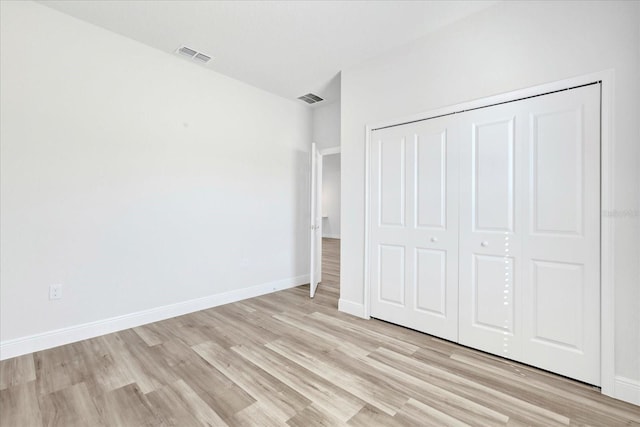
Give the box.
[338,298,367,319]
[614,376,640,406]
[0,274,308,361]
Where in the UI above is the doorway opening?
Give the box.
[310,146,341,299]
[320,151,340,297]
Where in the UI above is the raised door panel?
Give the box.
[415,248,446,316]
[415,130,447,230]
[473,255,515,334]
[473,118,515,233]
[531,109,582,235]
[378,245,405,306]
[379,137,405,227]
[531,260,584,351]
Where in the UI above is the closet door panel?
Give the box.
[530,260,584,349]
[521,85,601,385]
[370,116,459,341]
[473,254,516,334]
[379,137,406,227]
[473,118,515,232]
[459,84,601,385]
[415,131,447,229]
[458,105,523,359]
[377,244,406,306]
[415,248,447,316]
[531,108,583,235]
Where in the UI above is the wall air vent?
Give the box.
[297,93,324,105]
[175,45,212,65]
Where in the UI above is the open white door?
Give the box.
[309,143,322,297]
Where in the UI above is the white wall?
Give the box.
[322,154,341,239]
[340,0,640,395]
[312,101,340,150]
[313,100,342,239]
[0,1,311,351]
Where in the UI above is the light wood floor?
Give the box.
[1,238,638,426]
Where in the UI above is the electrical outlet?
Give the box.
[49,284,62,300]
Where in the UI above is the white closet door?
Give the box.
[520,85,600,385]
[370,117,459,341]
[459,84,600,385]
[458,105,524,362]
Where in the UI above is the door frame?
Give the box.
[363,70,615,397]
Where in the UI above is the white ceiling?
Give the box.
[40,0,498,105]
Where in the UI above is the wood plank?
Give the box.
[193,340,311,422]
[286,403,348,427]
[232,343,366,422]
[347,404,398,427]
[145,379,228,427]
[394,398,473,427]
[93,383,162,426]
[0,381,43,427]
[0,354,36,390]
[38,382,105,427]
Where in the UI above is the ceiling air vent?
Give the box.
[176,45,212,65]
[194,52,211,63]
[297,93,324,105]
